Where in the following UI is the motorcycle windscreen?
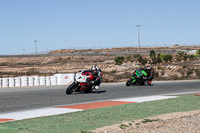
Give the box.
[75,72,87,82]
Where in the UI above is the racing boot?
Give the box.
[94,85,99,90]
[89,81,94,86]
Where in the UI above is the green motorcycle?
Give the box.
[126,69,152,86]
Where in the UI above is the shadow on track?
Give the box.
[125,84,154,87]
[69,90,107,95]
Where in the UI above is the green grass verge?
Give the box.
[0,95,200,133]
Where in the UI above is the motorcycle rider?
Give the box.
[131,68,147,84]
[89,65,102,90]
[144,65,154,81]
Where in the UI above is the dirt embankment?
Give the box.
[49,45,200,54]
[92,95,200,133]
[93,110,200,133]
[1,46,200,82]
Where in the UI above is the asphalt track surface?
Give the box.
[0,80,200,113]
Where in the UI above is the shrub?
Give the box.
[110,70,117,73]
[182,64,188,68]
[125,55,132,60]
[119,124,129,129]
[194,69,200,77]
[142,119,159,124]
[134,54,142,61]
[114,56,125,65]
[195,49,200,57]
[176,51,189,61]
[140,58,148,65]
[188,55,196,60]
[187,69,193,76]
[154,70,159,78]
[156,53,163,63]
[133,54,147,65]
[150,50,156,64]
[157,66,164,70]
[26,68,39,75]
[162,54,172,62]
[0,63,9,66]
[150,50,156,59]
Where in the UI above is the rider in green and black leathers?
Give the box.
[131,65,154,84]
[131,68,147,84]
[144,65,154,81]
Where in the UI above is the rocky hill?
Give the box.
[1,46,200,82]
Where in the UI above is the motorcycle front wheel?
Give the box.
[66,82,76,95]
[126,78,133,86]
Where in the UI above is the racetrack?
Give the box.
[0,80,200,113]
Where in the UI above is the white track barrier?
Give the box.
[54,73,75,85]
[65,73,75,84]
[28,77,34,86]
[46,76,51,86]
[0,73,75,88]
[8,78,15,87]
[33,76,39,86]
[2,78,9,87]
[21,76,28,87]
[0,78,2,87]
[54,74,64,85]
[39,76,46,86]
[50,76,57,85]
[15,77,21,87]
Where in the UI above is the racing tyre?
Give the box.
[85,87,92,93]
[147,81,152,86]
[66,82,76,95]
[140,82,145,85]
[126,78,133,86]
[144,80,151,86]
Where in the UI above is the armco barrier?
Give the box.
[0,73,75,88]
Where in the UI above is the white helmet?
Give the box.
[91,65,98,71]
[146,65,151,70]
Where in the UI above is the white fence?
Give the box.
[0,73,75,88]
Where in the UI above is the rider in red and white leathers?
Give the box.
[89,65,102,90]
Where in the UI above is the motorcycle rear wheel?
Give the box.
[66,82,76,95]
[144,80,151,86]
[85,87,92,93]
[147,81,152,86]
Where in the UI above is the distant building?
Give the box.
[173,44,180,47]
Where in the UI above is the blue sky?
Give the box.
[0,0,200,55]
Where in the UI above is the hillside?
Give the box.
[1,46,200,82]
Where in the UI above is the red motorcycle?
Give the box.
[66,70,97,95]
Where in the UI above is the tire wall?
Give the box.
[0,73,74,88]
